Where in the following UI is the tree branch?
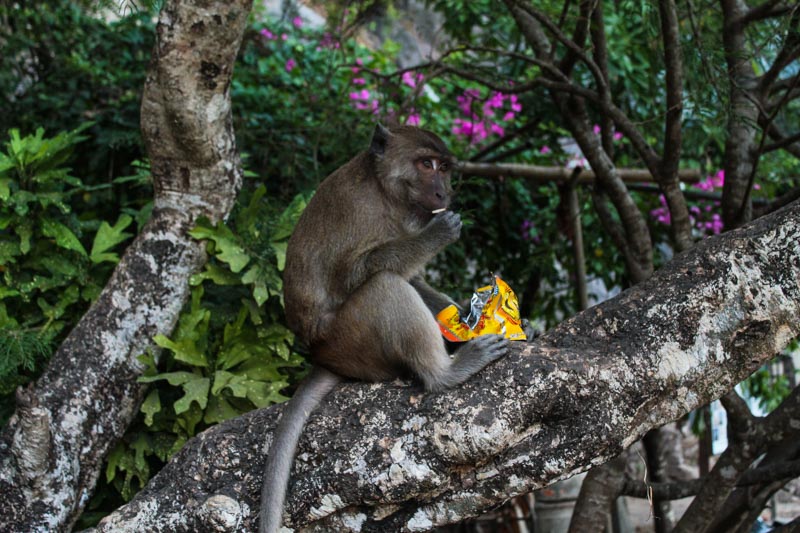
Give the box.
[720,0,761,228]
[93,200,800,532]
[675,381,800,531]
[622,458,800,500]
[458,161,701,184]
[658,0,692,253]
[741,0,794,25]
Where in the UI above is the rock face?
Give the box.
[263,0,448,67]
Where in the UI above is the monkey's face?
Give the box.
[410,155,453,213]
[371,125,455,216]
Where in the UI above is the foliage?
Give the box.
[739,349,797,414]
[0,0,154,193]
[0,125,138,421]
[99,185,306,508]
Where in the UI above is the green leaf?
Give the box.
[138,371,197,386]
[0,178,10,200]
[106,444,125,483]
[41,219,87,256]
[14,221,32,254]
[130,433,151,475]
[173,377,210,415]
[212,372,284,408]
[271,192,308,242]
[189,222,250,273]
[241,263,282,304]
[90,214,133,264]
[141,389,161,426]
[270,241,287,271]
[153,334,208,368]
[190,262,241,286]
[203,395,242,424]
[211,370,236,395]
[244,380,286,408]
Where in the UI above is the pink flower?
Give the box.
[593,124,601,135]
[510,94,522,112]
[285,58,296,72]
[260,28,275,40]
[292,16,303,29]
[457,89,481,118]
[452,119,488,143]
[711,169,724,188]
[406,113,420,126]
[401,71,418,88]
[352,78,366,85]
[694,170,725,192]
[281,33,288,41]
[613,131,623,141]
[349,89,370,101]
[753,183,761,190]
[503,111,515,121]
[490,123,505,137]
[540,145,551,154]
[488,92,505,108]
[318,33,341,50]
[452,118,473,136]
[651,195,672,225]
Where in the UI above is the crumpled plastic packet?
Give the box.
[436,276,527,342]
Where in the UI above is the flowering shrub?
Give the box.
[648,170,759,237]
[452,89,522,144]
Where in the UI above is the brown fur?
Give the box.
[260,125,508,533]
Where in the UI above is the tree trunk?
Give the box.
[0,1,251,531]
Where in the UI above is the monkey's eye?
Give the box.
[439,162,449,172]
[422,159,433,169]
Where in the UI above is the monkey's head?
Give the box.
[370,124,454,218]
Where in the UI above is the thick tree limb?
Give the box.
[94,200,800,532]
[458,161,702,184]
[0,1,250,531]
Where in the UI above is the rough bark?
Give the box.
[0,1,250,531]
[567,454,626,533]
[93,200,800,532]
[720,0,759,228]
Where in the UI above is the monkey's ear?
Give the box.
[370,123,391,156]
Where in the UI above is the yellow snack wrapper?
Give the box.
[436,276,527,342]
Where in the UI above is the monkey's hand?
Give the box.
[424,211,462,246]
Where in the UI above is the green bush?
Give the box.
[0,125,139,420]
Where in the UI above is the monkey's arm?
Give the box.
[410,276,460,314]
[359,211,462,285]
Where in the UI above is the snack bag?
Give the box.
[436,276,527,342]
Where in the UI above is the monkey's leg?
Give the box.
[410,275,460,314]
[318,272,508,392]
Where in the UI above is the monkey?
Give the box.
[259,124,509,533]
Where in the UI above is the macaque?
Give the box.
[259,124,509,533]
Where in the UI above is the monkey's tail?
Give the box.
[259,366,341,533]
